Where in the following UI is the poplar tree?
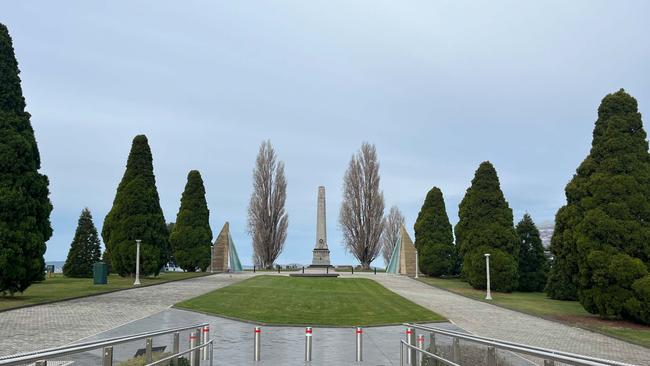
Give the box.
[0,23,53,294]
[455,162,518,291]
[102,135,169,277]
[170,170,212,272]
[516,214,548,292]
[414,187,455,276]
[547,90,650,324]
[63,208,102,278]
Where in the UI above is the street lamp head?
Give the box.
[484,253,490,257]
[135,239,141,244]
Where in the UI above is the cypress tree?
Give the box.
[548,89,650,324]
[63,208,102,278]
[414,187,455,276]
[170,170,212,272]
[455,161,519,291]
[0,23,53,294]
[516,214,548,292]
[102,135,169,277]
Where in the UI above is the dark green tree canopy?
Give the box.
[516,214,548,292]
[63,208,102,278]
[0,23,53,294]
[548,89,650,324]
[414,187,455,276]
[170,170,212,272]
[455,161,518,290]
[102,135,169,277]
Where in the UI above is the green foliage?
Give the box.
[63,208,102,278]
[455,162,518,289]
[545,205,580,299]
[464,246,518,292]
[516,214,548,291]
[547,90,650,324]
[0,23,53,294]
[414,187,455,276]
[102,135,169,277]
[170,170,212,272]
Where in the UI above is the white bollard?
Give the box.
[305,327,313,361]
[254,327,261,361]
[355,327,363,362]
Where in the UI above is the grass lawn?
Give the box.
[0,272,208,311]
[419,277,650,348]
[176,275,445,326]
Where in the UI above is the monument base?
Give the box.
[309,248,331,268]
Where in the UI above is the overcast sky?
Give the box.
[3,1,649,266]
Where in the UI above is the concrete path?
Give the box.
[0,273,255,356]
[356,273,650,365]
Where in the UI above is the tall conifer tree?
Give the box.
[0,23,53,294]
[170,170,212,272]
[63,208,102,278]
[414,187,455,276]
[102,135,169,276]
[547,90,650,324]
[515,214,548,292]
[455,162,519,291]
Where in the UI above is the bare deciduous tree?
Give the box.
[339,143,385,269]
[381,206,405,265]
[248,140,288,269]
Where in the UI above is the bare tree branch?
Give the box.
[247,140,288,269]
[381,206,405,265]
[339,143,385,269]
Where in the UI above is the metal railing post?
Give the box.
[171,332,180,366]
[305,327,313,362]
[355,327,363,362]
[452,337,460,364]
[201,325,210,360]
[405,327,416,365]
[189,331,199,366]
[103,346,113,366]
[544,360,555,366]
[145,337,153,363]
[487,346,497,366]
[210,342,214,366]
[429,332,436,357]
[400,342,403,366]
[35,361,46,366]
[254,327,261,361]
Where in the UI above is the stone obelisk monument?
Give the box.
[310,186,331,267]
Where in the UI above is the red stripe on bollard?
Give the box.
[406,330,413,335]
[306,329,312,334]
[356,329,363,334]
[255,329,261,333]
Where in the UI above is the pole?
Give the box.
[405,327,415,365]
[305,327,312,362]
[374,267,376,275]
[415,250,419,279]
[102,346,113,366]
[417,334,425,365]
[145,337,153,363]
[355,327,363,362]
[253,265,256,273]
[201,325,210,360]
[351,266,354,274]
[302,266,305,274]
[254,327,261,361]
[172,332,180,366]
[189,330,199,366]
[485,253,492,300]
[133,239,142,286]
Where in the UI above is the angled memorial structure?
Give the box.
[386,225,418,277]
[210,222,243,273]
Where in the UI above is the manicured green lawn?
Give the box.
[0,272,208,311]
[419,277,650,348]
[176,275,445,326]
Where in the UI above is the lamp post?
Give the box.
[484,253,492,300]
[134,239,142,286]
[415,249,419,279]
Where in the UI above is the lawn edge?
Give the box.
[0,272,214,314]
[172,305,448,328]
[416,278,650,350]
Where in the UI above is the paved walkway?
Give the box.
[355,273,650,365]
[0,273,255,356]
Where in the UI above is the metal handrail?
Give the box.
[0,322,209,366]
[145,338,213,366]
[407,323,633,366]
[404,323,635,366]
[400,340,460,366]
